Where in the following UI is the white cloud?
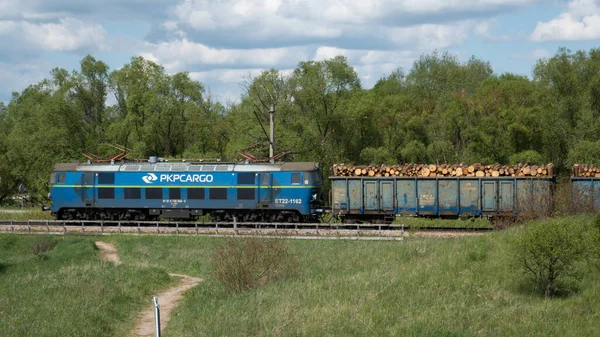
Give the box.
[387,22,473,50]
[530,0,600,41]
[171,0,344,42]
[314,47,415,65]
[190,68,267,84]
[475,20,511,41]
[0,0,177,21]
[144,39,309,71]
[189,69,282,104]
[195,0,538,25]
[313,46,419,88]
[165,0,536,47]
[511,48,550,60]
[313,46,354,61]
[0,0,552,103]
[0,18,107,54]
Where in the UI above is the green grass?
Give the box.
[0,235,173,337]
[2,216,599,336]
[0,207,54,220]
[105,220,600,337]
[395,216,494,229]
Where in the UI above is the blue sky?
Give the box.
[1,0,600,104]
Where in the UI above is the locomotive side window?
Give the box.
[169,188,181,199]
[260,173,270,186]
[237,173,255,184]
[124,188,141,200]
[146,188,162,200]
[210,188,227,200]
[237,189,255,200]
[292,173,301,184]
[187,188,205,199]
[304,172,313,185]
[98,188,114,199]
[98,173,115,184]
[56,173,66,184]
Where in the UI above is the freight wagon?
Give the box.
[330,177,554,223]
[571,177,600,212]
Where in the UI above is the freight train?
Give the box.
[48,159,597,224]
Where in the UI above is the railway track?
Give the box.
[0,220,492,240]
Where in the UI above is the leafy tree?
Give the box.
[183,93,228,159]
[287,56,361,167]
[232,69,293,159]
[567,140,600,167]
[401,140,428,163]
[372,68,406,96]
[509,150,545,165]
[108,57,207,158]
[359,147,396,165]
[4,77,83,200]
[72,55,110,147]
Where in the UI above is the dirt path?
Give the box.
[94,241,203,336]
[95,241,121,265]
[133,273,203,337]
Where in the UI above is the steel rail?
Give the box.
[0,219,492,240]
[0,219,492,230]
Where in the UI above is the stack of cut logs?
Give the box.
[573,164,600,177]
[332,163,554,178]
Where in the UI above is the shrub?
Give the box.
[359,147,396,165]
[514,218,593,297]
[594,213,600,231]
[509,150,544,165]
[567,140,600,167]
[211,237,298,293]
[31,236,57,257]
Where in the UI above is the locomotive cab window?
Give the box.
[314,172,323,184]
[98,173,115,184]
[304,172,314,185]
[292,173,301,185]
[237,173,255,184]
[56,173,66,184]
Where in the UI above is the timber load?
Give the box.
[332,163,554,178]
[572,164,600,177]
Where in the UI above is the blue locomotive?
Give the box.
[49,160,323,222]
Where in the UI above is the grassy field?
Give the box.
[110,218,599,337]
[0,235,173,337]
[1,216,599,336]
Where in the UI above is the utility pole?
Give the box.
[269,105,275,163]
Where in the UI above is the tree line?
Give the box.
[1,47,600,202]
